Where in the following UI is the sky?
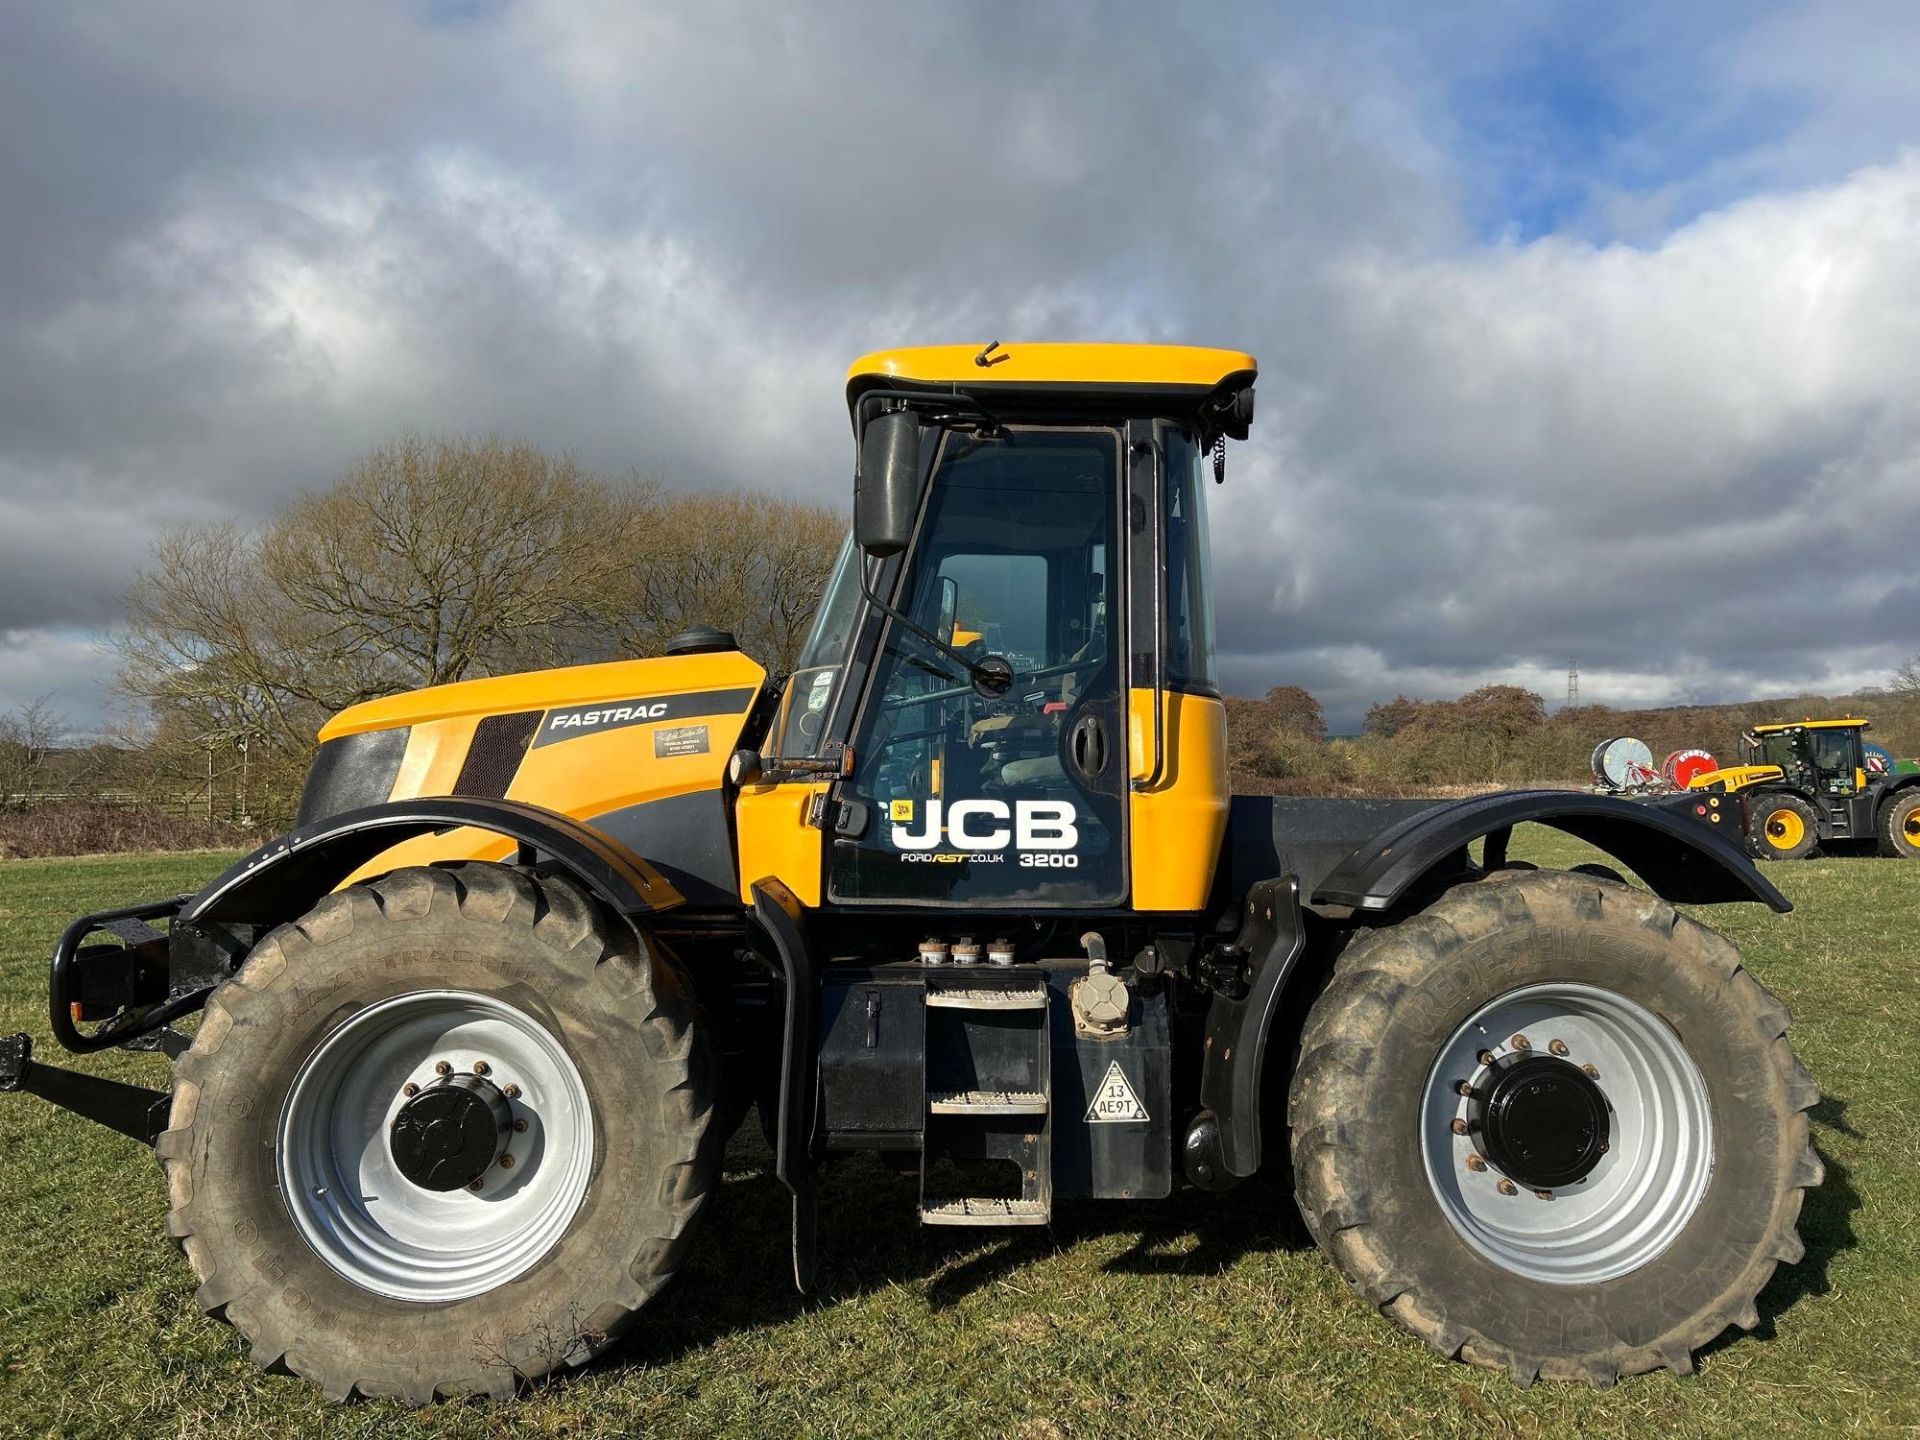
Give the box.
[2,0,1918,734]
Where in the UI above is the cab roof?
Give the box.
[846,342,1257,417]
[1752,718,1870,733]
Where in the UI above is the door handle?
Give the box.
[1069,714,1108,780]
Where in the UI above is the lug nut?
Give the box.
[1549,1039,1569,1057]
[499,1154,515,1169]
[1510,1034,1530,1051]
[1465,1155,1487,1172]
[1534,1189,1554,1201]
[1455,1080,1473,1097]
[1476,1049,1497,1067]
[469,1180,483,1192]
[1450,1118,1469,1136]
[1497,1179,1518,1196]
[502,1083,521,1100]
[513,1119,528,1133]
[434,1060,453,1076]
[473,1060,491,1077]
[1582,1064,1599,1078]
[402,1082,419,1097]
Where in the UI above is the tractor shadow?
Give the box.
[610,1125,1312,1373]
[1699,1094,1862,1359]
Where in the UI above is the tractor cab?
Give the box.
[1743,719,1869,797]
[755,342,1256,912]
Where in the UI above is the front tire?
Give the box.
[159,863,720,1402]
[1748,792,1818,860]
[1289,869,1820,1385]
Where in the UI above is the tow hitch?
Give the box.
[0,1033,171,1145]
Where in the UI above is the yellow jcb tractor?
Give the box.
[2,344,1821,1399]
[1687,718,1920,860]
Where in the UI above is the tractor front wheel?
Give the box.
[1289,868,1820,1385]
[1748,792,1819,860]
[160,863,720,1402]
[1879,788,1920,859]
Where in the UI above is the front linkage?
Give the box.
[0,896,250,1144]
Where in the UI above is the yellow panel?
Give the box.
[1688,764,1784,792]
[329,651,765,889]
[734,780,828,908]
[1127,689,1228,912]
[846,342,1257,393]
[391,715,481,800]
[319,651,765,741]
[1750,717,1870,733]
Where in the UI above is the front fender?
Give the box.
[1312,788,1789,914]
[184,796,683,926]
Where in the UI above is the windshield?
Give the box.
[765,531,862,757]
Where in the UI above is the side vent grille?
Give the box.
[453,711,541,798]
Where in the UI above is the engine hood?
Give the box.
[302,651,768,905]
[319,651,765,742]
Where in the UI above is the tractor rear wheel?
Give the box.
[1748,792,1819,860]
[159,863,720,1402]
[1879,789,1920,859]
[1289,868,1820,1386]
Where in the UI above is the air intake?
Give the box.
[665,626,740,656]
[452,711,541,798]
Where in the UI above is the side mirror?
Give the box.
[936,575,960,646]
[856,410,921,557]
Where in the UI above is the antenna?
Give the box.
[1566,660,1579,708]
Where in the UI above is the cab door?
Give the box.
[826,426,1127,907]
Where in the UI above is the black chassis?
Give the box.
[2,784,1784,1289]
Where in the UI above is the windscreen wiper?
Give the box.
[858,561,1012,698]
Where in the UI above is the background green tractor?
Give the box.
[1693,719,1920,860]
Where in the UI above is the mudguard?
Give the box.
[185,796,683,926]
[1312,788,1790,914]
[1196,787,1789,1181]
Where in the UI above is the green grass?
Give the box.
[0,833,1914,1439]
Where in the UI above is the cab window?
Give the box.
[1162,428,1218,693]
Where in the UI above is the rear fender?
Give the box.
[1312,788,1789,915]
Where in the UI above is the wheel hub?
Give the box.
[388,1072,513,1192]
[1470,1054,1611,1189]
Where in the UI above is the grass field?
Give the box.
[0,834,1914,1439]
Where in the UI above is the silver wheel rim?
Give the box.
[277,990,594,1302]
[1420,982,1713,1285]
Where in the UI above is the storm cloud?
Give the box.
[1,0,1915,731]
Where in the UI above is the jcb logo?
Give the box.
[892,799,1078,852]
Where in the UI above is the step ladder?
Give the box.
[919,975,1052,1227]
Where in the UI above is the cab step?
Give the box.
[925,985,1048,1011]
[929,1088,1047,1115]
[918,1197,1050,1226]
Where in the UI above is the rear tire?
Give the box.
[1289,869,1820,1385]
[1747,792,1819,860]
[1878,788,1920,859]
[159,863,720,1402]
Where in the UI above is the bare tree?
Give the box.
[0,694,66,804]
[118,435,844,789]
[1894,653,1920,697]
[614,491,844,671]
